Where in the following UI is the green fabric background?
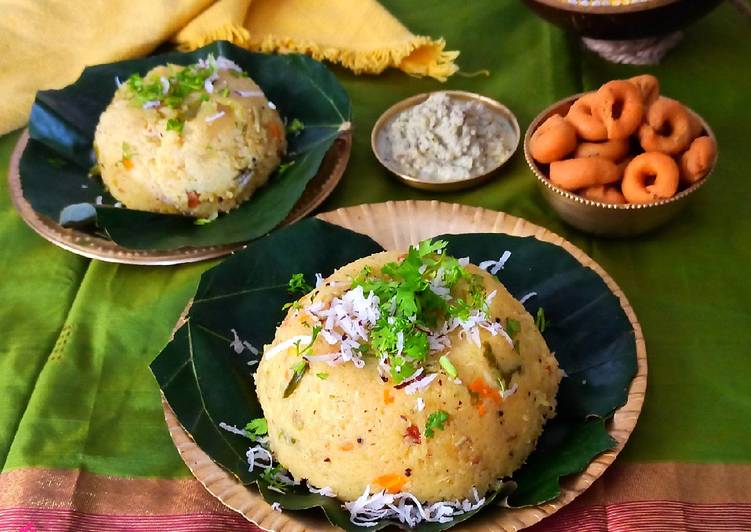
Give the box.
[1,1,749,481]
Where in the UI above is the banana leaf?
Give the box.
[19,41,351,250]
[151,218,638,530]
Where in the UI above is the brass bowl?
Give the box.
[524,93,717,237]
[371,91,520,192]
[522,0,723,40]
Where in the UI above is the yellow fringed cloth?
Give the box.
[0,0,458,136]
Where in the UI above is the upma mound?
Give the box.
[93,56,286,219]
[255,243,561,504]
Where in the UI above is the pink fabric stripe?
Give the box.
[526,501,751,531]
[2,501,750,531]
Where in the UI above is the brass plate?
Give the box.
[524,94,717,237]
[163,200,648,531]
[371,91,520,192]
[8,128,352,265]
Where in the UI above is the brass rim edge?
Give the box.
[163,200,647,531]
[530,0,680,16]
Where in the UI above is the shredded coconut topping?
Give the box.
[308,484,337,497]
[479,250,512,275]
[303,285,380,368]
[230,329,259,356]
[205,110,225,123]
[160,76,170,95]
[344,485,485,527]
[235,89,264,98]
[518,291,538,304]
[218,422,247,437]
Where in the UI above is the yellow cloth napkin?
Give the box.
[0,0,458,136]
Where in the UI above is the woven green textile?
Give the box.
[1,1,749,482]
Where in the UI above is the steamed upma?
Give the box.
[254,241,561,510]
[93,55,286,219]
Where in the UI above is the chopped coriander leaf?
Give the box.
[505,318,521,338]
[166,118,184,133]
[294,326,321,358]
[287,273,313,294]
[244,417,268,441]
[121,142,134,160]
[424,410,449,438]
[535,307,547,332]
[350,238,490,384]
[47,157,67,168]
[439,355,457,378]
[281,300,302,312]
[316,372,329,380]
[283,359,309,398]
[260,465,287,492]
[277,160,295,175]
[286,118,305,134]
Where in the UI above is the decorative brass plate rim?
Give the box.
[529,0,680,16]
[8,129,352,265]
[371,91,521,192]
[524,93,716,211]
[163,200,648,532]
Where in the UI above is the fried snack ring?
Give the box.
[580,185,626,204]
[566,93,608,141]
[628,74,660,106]
[638,97,693,155]
[595,80,644,140]
[574,138,630,162]
[680,136,716,185]
[622,152,679,204]
[529,114,578,164]
[549,157,620,191]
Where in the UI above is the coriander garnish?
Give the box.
[352,239,487,384]
[244,417,268,441]
[439,355,457,379]
[286,118,305,134]
[424,410,449,438]
[287,273,313,295]
[535,307,547,332]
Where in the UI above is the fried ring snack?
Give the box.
[566,93,608,141]
[574,138,630,162]
[680,136,716,185]
[622,152,679,204]
[529,114,578,164]
[595,80,644,140]
[580,185,626,204]
[628,74,660,106]
[638,97,693,155]
[549,157,620,191]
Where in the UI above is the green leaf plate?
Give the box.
[9,41,352,264]
[153,201,647,531]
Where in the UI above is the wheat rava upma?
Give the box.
[255,241,561,508]
[93,55,286,219]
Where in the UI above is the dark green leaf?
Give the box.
[152,223,637,530]
[21,40,351,250]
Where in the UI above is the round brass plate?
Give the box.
[8,129,352,265]
[163,200,647,531]
[371,91,520,192]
